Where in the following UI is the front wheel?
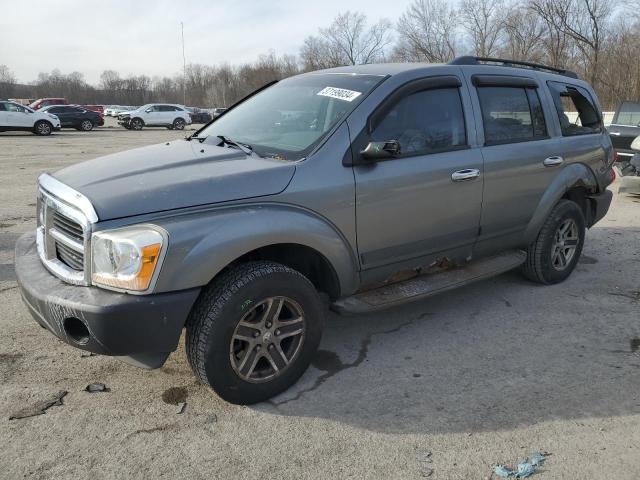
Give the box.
[186,261,324,404]
[522,199,585,284]
[33,121,52,136]
[130,118,143,130]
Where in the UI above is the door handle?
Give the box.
[543,156,564,167]
[451,169,480,182]
[609,132,621,136]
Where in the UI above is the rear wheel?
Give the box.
[173,118,186,130]
[186,261,324,404]
[522,199,585,284]
[79,119,94,131]
[33,121,52,136]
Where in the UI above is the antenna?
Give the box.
[181,22,186,105]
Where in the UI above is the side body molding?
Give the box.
[152,203,360,295]
[523,162,598,243]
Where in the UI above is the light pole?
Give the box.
[181,21,186,106]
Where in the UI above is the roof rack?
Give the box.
[449,56,578,79]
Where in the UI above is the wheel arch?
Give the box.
[524,162,598,243]
[153,203,360,298]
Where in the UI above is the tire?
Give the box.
[130,118,143,130]
[33,121,52,136]
[186,261,324,404]
[173,118,186,130]
[80,119,94,131]
[522,199,585,284]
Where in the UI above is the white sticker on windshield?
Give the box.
[317,86,362,102]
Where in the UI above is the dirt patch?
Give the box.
[162,386,188,405]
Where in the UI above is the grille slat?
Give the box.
[52,213,84,243]
[56,241,84,270]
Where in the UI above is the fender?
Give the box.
[152,203,360,295]
[523,162,598,243]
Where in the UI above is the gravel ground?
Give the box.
[1,119,639,479]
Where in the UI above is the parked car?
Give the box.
[212,107,227,117]
[607,101,640,171]
[83,105,105,115]
[117,104,192,130]
[40,104,104,131]
[104,106,133,117]
[0,99,61,135]
[15,57,614,404]
[29,98,68,111]
[618,134,640,195]
[186,107,213,124]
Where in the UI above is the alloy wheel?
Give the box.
[551,218,579,270]
[229,296,306,383]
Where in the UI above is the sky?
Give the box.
[0,0,416,84]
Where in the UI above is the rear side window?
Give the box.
[0,102,6,111]
[371,87,466,155]
[614,101,640,126]
[547,81,602,136]
[477,87,548,145]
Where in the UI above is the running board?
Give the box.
[332,250,527,315]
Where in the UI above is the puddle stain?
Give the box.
[631,338,640,353]
[579,255,598,264]
[161,386,188,405]
[274,320,414,406]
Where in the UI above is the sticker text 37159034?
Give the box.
[317,87,362,102]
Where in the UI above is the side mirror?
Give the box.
[360,140,401,161]
[145,108,152,113]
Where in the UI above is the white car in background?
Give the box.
[117,103,192,130]
[0,100,61,135]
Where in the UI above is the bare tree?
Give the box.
[530,0,615,85]
[459,0,506,57]
[301,11,393,68]
[499,4,547,61]
[0,64,16,98]
[394,0,459,62]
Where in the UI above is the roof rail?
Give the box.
[449,56,578,79]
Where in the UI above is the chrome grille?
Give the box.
[36,174,98,286]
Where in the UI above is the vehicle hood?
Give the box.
[53,140,296,221]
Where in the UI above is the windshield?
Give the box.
[615,101,640,126]
[199,73,385,160]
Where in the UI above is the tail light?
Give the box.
[611,168,616,182]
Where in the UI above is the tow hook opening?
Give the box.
[63,317,90,345]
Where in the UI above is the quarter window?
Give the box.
[477,87,548,145]
[370,87,466,155]
[547,81,602,136]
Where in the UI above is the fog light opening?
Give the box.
[63,317,90,345]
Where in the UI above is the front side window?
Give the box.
[547,81,602,136]
[370,87,466,155]
[477,87,548,145]
[200,74,385,160]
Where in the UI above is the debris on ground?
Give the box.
[415,450,433,477]
[80,352,96,358]
[493,451,547,478]
[176,402,187,414]
[9,390,68,420]
[85,383,109,392]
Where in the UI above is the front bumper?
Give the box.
[15,232,200,368]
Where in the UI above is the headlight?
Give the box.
[91,226,166,293]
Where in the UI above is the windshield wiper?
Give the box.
[217,135,254,156]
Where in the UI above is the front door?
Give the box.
[351,78,484,280]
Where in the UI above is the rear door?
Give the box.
[0,102,7,127]
[50,106,71,126]
[465,73,560,254]
[351,75,484,280]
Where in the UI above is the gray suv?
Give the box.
[15,57,614,404]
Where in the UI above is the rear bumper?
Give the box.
[587,189,613,227]
[15,232,200,368]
